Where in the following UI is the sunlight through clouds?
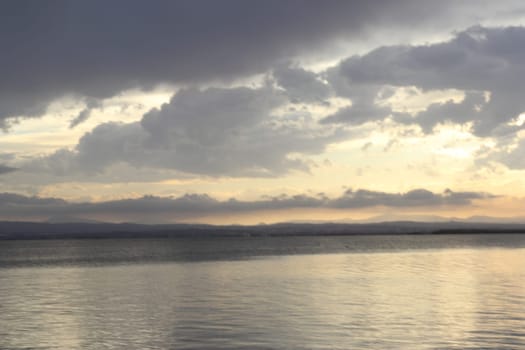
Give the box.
[1,1,525,223]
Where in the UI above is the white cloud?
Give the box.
[324,26,525,137]
[25,84,348,178]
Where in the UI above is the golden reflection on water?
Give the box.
[0,246,524,349]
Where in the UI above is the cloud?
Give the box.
[323,26,525,136]
[488,138,525,169]
[329,188,493,208]
[0,188,495,222]
[273,64,333,103]
[1,1,519,124]
[361,142,373,152]
[0,165,17,175]
[27,84,347,178]
[69,98,102,128]
[402,92,486,133]
[321,101,392,125]
[0,192,66,206]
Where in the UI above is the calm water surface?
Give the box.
[1,234,524,349]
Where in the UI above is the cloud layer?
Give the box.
[2,1,525,220]
[0,0,457,123]
[1,1,521,126]
[324,26,525,137]
[0,188,494,222]
[27,84,347,177]
[0,165,17,175]
[14,25,525,180]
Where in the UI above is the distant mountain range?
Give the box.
[1,220,525,240]
[289,215,525,225]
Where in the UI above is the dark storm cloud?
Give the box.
[323,26,525,136]
[27,85,347,177]
[0,0,508,124]
[0,188,494,221]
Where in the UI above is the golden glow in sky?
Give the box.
[2,2,525,224]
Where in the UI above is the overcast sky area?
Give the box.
[2,0,525,224]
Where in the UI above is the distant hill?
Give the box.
[289,215,525,225]
[1,220,525,240]
[46,216,106,224]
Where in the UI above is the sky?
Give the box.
[2,0,525,224]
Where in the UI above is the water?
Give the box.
[1,234,524,349]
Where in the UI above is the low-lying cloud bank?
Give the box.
[0,165,17,174]
[0,188,495,223]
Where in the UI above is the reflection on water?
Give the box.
[0,235,524,349]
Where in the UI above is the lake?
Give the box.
[1,234,524,349]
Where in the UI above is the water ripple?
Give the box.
[0,236,524,349]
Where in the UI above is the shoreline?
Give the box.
[2,221,525,240]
